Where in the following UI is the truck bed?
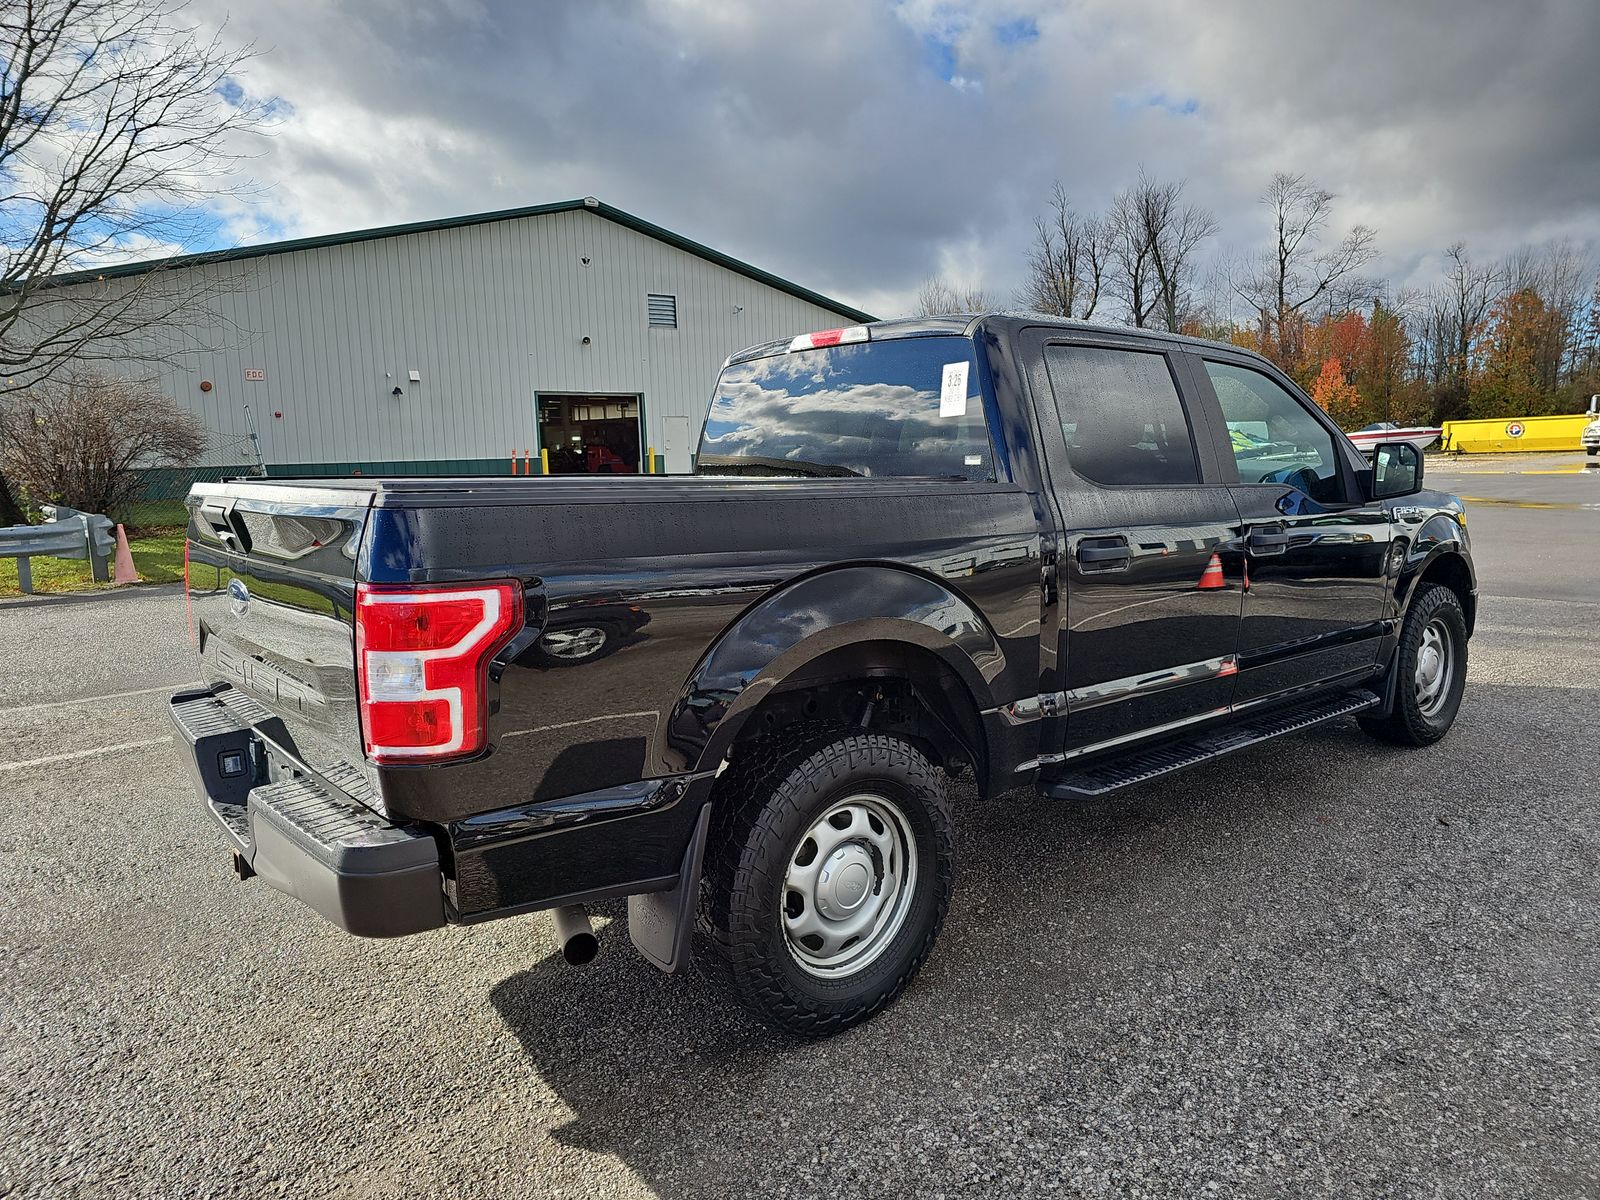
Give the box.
[183,472,1044,922]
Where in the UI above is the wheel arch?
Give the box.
[1402,538,1476,637]
[1373,536,1475,719]
[658,564,1005,789]
[723,638,991,791]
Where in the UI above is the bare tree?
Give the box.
[0,0,258,522]
[1106,184,1157,328]
[0,369,204,516]
[1413,243,1503,421]
[1506,238,1592,390]
[1126,172,1218,333]
[914,276,991,317]
[1019,181,1108,319]
[1236,172,1378,360]
[1578,273,1600,388]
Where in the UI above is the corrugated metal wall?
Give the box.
[74,209,858,474]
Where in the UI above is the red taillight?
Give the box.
[355,581,523,764]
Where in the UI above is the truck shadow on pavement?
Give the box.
[489,680,1598,1198]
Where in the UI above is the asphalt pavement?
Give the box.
[2,458,1597,1199]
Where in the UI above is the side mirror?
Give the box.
[1369,441,1423,500]
[1588,394,1598,417]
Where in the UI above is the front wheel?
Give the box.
[1358,584,1468,746]
[697,730,954,1037]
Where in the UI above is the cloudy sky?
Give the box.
[183,0,1600,318]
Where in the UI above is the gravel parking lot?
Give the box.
[3,457,1598,1199]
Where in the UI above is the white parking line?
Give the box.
[0,683,185,716]
[0,737,171,773]
[502,710,660,738]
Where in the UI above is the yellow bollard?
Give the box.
[646,446,655,474]
[540,448,549,475]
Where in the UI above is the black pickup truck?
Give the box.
[170,314,1475,1036]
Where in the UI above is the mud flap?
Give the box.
[1372,636,1404,718]
[627,801,712,973]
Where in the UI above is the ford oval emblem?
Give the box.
[228,577,250,617]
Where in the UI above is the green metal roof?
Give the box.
[40,197,876,323]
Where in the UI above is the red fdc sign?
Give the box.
[244,368,265,381]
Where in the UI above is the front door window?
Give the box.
[1204,361,1344,505]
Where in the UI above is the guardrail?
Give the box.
[0,506,115,594]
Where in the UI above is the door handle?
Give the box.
[1247,526,1290,555]
[1076,536,1131,572]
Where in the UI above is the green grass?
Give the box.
[121,499,189,528]
[0,529,186,598]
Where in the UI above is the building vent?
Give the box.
[647,293,678,328]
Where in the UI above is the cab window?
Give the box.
[1204,361,1345,503]
[698,336,995,480]
[1043,344,1200,486]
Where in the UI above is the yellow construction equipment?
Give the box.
[1440,414,1590,454]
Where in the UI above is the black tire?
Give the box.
[1358,584,1468,746]
[696,727,954,1037]
[1588,447,1598,457]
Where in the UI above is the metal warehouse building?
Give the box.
[67,197,871,477]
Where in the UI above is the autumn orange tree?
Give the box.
[1309,357,1364,425]
[1290,303,1418,427]
[1022,172,1599,429]
[1473,288,1561,417]
[1358,303,1416,422]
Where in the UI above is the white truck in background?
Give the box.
[1583,395,1599,457]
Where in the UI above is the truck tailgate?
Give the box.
[184,481,378,801]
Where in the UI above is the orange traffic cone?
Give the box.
[1196,552,1226,590]
[112,523,141,585]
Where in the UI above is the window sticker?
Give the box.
[964,454,982,466]
[940,361,969,417]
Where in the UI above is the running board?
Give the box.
[1038,688,1381,799]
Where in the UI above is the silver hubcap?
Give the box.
[540,626,607,659]
[782,793,918,978]
[1414,618,1454,718]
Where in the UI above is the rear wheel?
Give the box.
[1358,584,1468,746]
[697,729,953,1037]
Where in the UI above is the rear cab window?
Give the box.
[696,335,996,480]
[1042,344,1201,486]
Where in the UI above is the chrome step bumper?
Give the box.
[169,686,445,938]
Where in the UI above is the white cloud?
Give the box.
[171,0,1597,319]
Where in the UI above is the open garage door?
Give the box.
[537,394,642,474]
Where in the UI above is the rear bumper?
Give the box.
[169,686,445,937]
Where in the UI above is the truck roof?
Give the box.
[724,312,1278,371]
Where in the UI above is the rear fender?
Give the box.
[659,565,1004,774]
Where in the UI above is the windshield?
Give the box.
[696,336,996,480]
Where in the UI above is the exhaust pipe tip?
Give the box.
[552,904,599,966]
[563,930,600,966]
